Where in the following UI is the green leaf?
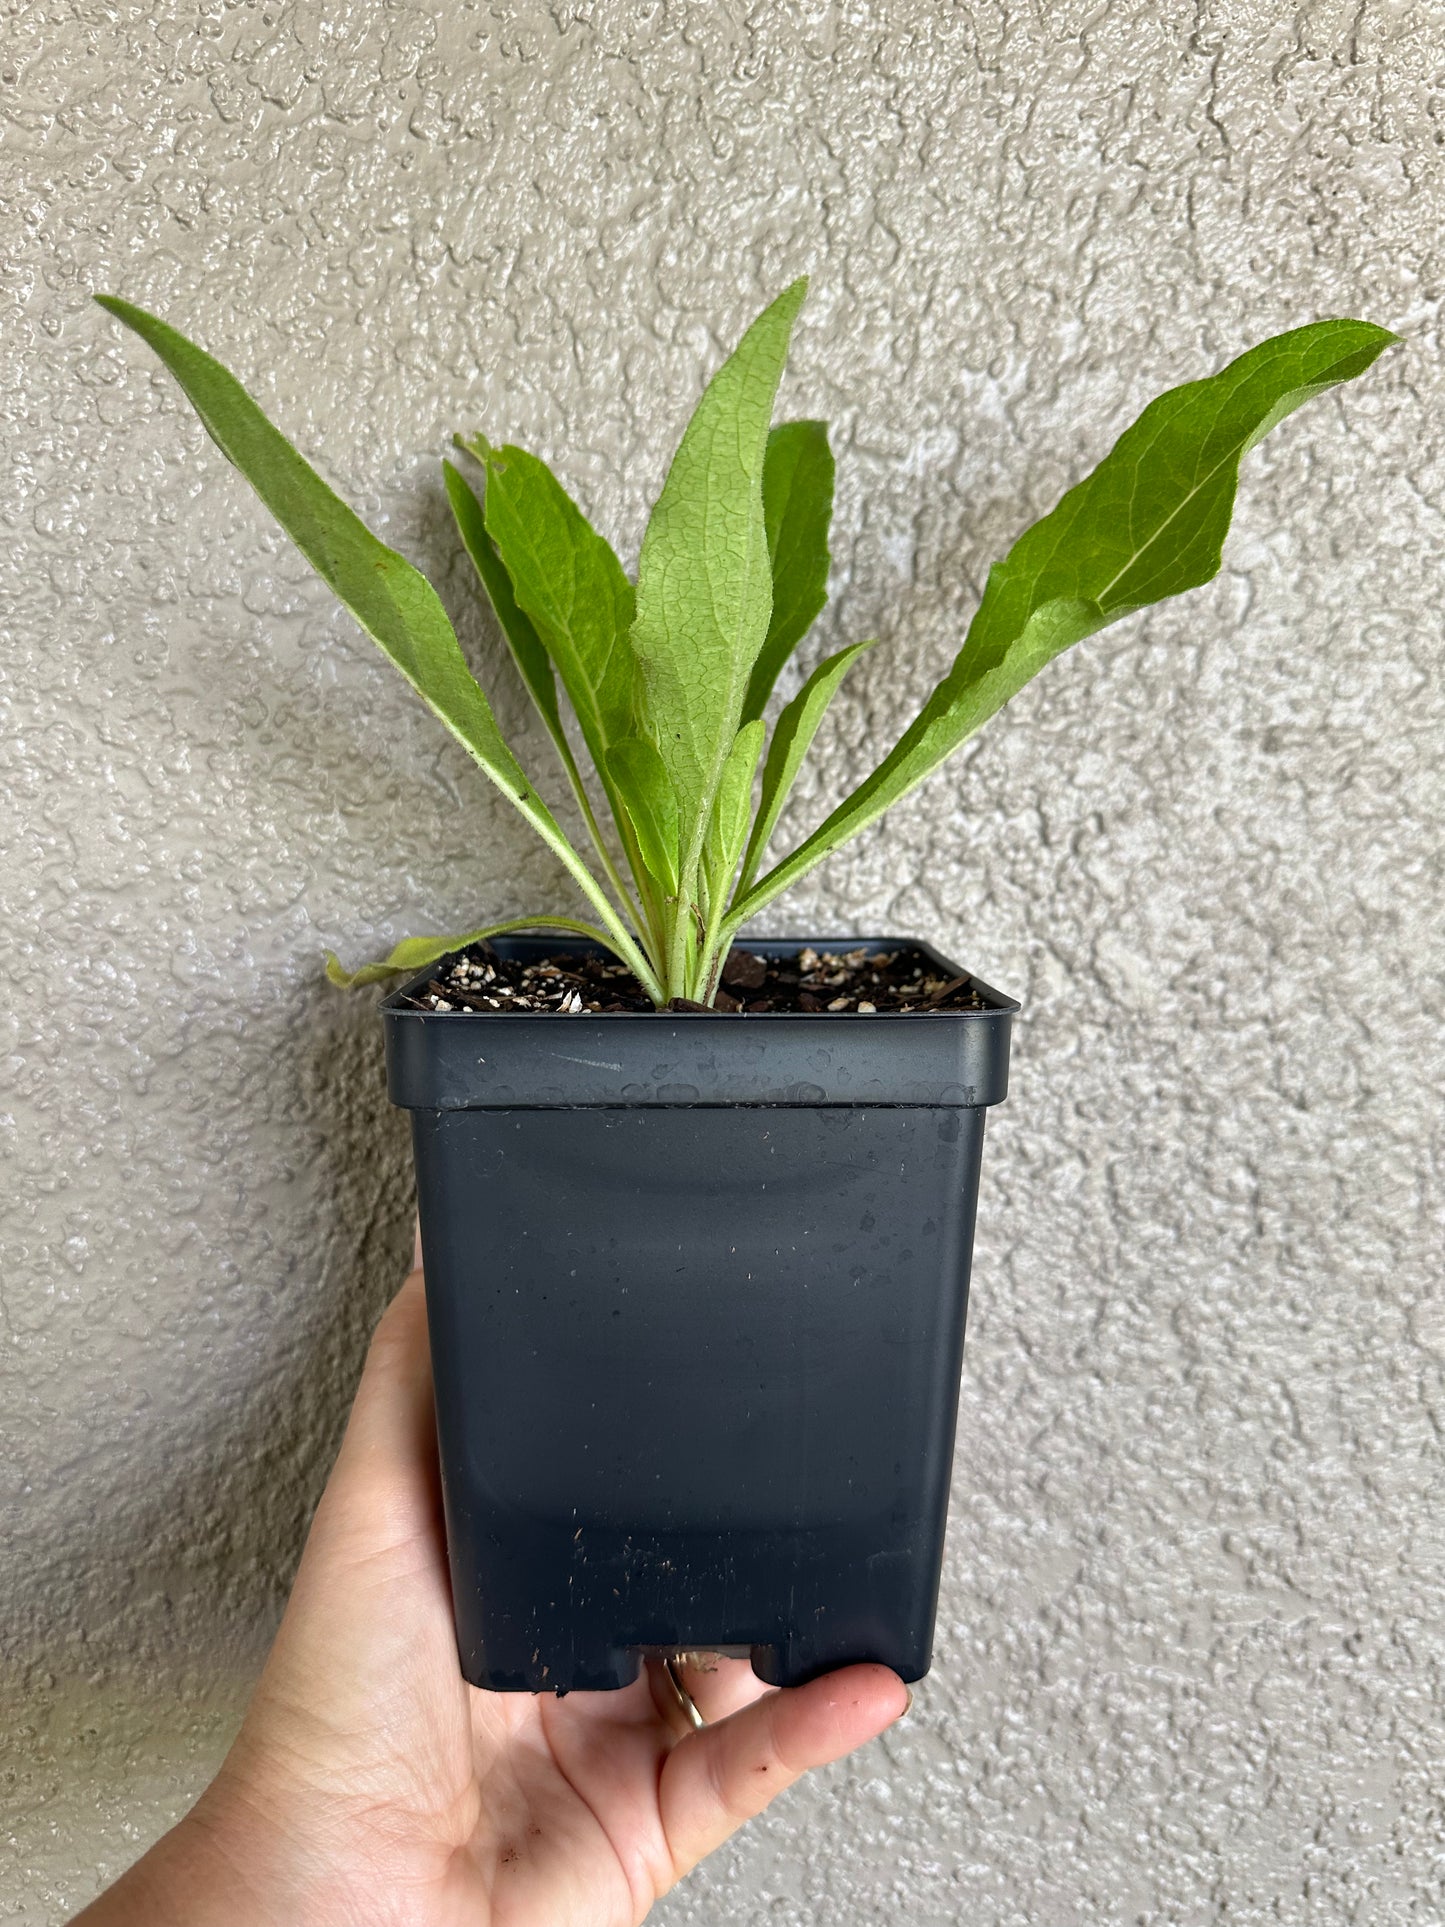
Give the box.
[448,451,654,934]
[458,435,636,782]
[606,739,680,896]
[742,420,834,721]
[442,459,568,759]
[96,299,529,796]
[326,916,627,988]
[962,319,1397,657]
[96,294,662,1001]
[731,317,1398,928]
[631,279,809,875]
[704,717,767,907]
[736,639,875,898]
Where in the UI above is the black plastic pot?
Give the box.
[384,936,1018,1693]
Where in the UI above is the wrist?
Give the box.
[73,1803,259,1926]
[74,1771,341,1927]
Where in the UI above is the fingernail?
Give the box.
[902,1686,913,1717]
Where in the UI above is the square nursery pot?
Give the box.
[383,935,1018,1693]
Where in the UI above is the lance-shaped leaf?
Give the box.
[742,420,834,722]
[443,459,571,766]
[631,279,808,874]
[448,451,653,929]
[606,739,680,896]
[326,915,622,988]
[95,295,660,999]
[704,717,766,909]
[458,435,636,784]
[730,317,1397,929]
[736,638,875,898]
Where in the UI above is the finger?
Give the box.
[659,1664,908,1878]
[311,1264,437,1554]
[671,1653,774,1725]
[244,1260,451,1767]
[647,1655,769,1738]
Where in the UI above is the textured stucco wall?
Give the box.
[3,2,1443,1919]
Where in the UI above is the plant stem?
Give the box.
[540,847,664,1002]
[694,889,737,1005]
[569,774,649,937]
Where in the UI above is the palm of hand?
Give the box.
[202,1272,906,1927]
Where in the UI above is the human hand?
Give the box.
[77,1243,908,1925]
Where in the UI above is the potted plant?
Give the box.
[97,282,1393,1693]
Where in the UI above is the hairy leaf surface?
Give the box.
[443,460,575,765]
[731,318,1397,927]
[737,639,874,898]
[458,436,637,780]
[704,718,767,910]
[631,279,807,869]
[97,296,658,993]
[100,292,1393,1010]
[606,739,680,896]
[742,420,834,721]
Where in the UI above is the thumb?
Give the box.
[657,1665,908,1881]
[308,1261,437,1558]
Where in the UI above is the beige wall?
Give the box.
[4,3,1443,1919]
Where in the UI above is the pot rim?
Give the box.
[382,936,1020,1111]
[380,933,1021,1023]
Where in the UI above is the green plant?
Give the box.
[96,283,1394,1007]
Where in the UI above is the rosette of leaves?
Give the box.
[96,283,1395,1007]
